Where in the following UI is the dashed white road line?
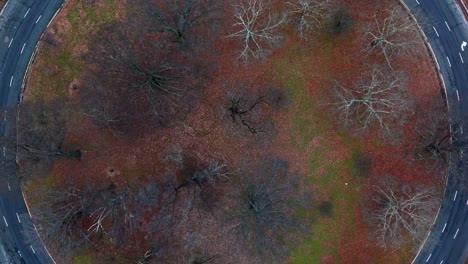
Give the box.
[7,182,10,191]
[20,43,26,54]
[454,228,459,239]
[445,21,451,31]
[3,110,6,121]
[30,245,35,254]
[440,260,444,264]
[461,126,464,134]
[23,8,30,18]
[456,89,460,101]
[35,15,42,24]
[3,216,8,227]
[15,213,20,223]
[447,56,452,67]
[442,222,447,233]
[415,0,420,5]
[433,26,440,37]
[9,76,13,87]
[8,38,13,48]
[426,253,432,262]
[460,53,465,63]
[454,190,458,201]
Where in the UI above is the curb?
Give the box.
[398,1,456,263]
[16,1,67,264]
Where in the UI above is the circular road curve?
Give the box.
[0,0,467,264]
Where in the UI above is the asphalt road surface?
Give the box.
[0,1,64,263]
[402,0,468,263]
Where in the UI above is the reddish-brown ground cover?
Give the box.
[23,0,445,263]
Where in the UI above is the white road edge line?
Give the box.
[20,43,26,54]
[426,253,432,262]
[35,15,42,24]
[456,89,460,101]
[0,2,8,15]
[459,53,465,63]
[445,21,451,31]
[16,213,20,223]
[442,222,447,233]
[30,245,35,254]
[23,8,30,18]
[433,26,440,37]
[447,56,452,67]
[3,216,8,227]
[454,228,460,239]
[454,190,458,201]
[9,76,13,87]
[8,38,13,48]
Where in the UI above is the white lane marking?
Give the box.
[462,41,467,51]
[454,228,460,239]
[16,213,20,223]
[433,26,440,37]
[2,146,5,156]
[426,254,432,262]
[7,182,10,191]
[9,76,13,87]
[454,191,458,201]
[20,43,26,54]
[456,89,460,101]
[3,216,8,227]
[3,110,6,121]
[30,245,35,254]
[460,53,465,63]
[8,38,13,48]
[466,199,468,205]
[415,0,420,4]
[35,15,42,24]
[447,56,452,67]
[0,2,8,15]
[23,8,30,18]
[440,260,444,264]
[445,21,451,31]
[442,222,447,233]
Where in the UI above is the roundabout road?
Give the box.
[0,0,64,263]
[403,0,468,263]
[0,0,466,263]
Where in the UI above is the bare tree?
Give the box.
[287,0,333,39]
[83,22,206,129]
[364,177,440,249]
[364,7,421,68]
[226,158,310,261]
[161,151,231,219]
[149,0,224,47]
[333,65,408,133]
[229,0,287,60]
[227,96,266,134]
[414,100,467,173]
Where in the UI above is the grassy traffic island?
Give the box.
[16,0,449,263]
